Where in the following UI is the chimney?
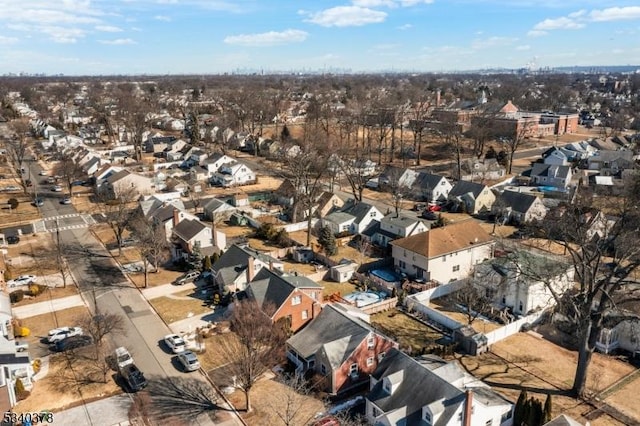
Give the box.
[173,208,180,226]
[247,258,255,282]
[463,390,473,426]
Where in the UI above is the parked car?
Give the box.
[46,177,56,184]
[48,326,83,343]
[60,197,72,205]
[6,235,20,245]
[120,363,148,392]
[173,271,200,286]
[164,334,186,353]
[15,341,29,352]
[421,210,438,220]
[427,204,442,212]
[52,335,92,352]
[51,185,62,192]
[115,347,134,369]
[33,198,44,207]
[7,275,37,288]
[38,170,48,176]
[177,350,200,372]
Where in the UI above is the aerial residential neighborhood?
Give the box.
[1,47,640,426]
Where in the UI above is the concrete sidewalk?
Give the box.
[12,294,85,319]
[141,282,196,299]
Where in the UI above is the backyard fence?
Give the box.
[484,310,546,345]
[359,297,398,315]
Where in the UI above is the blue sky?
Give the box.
[1,0,639,75]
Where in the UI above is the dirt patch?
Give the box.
[149,291,212,324]
[429,298,503,333]
[15,353,122,413]
[371,309,443,353]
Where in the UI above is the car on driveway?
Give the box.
[172,271,200,286]
[115,346,134,369]
[177,350,200,372]
[52,335,92,352]
[421,210,438,220]
[51,185,62,192]
[120,364,148,392]
[7,275,36,288]
[164,334,186,353]
[33,198,44,207]
[48,326,83,343]
[15,341,29,352]
[60,196,72,205]
[46,177,56,184]
[38,170,48,176]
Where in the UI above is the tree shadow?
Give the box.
[144,375,230,422]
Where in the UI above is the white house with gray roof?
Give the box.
[363,214,428,248]
[212,244,284,294]
[322,201,384,236]
[366,348,513,426]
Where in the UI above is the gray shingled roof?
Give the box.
[368,348,464,426]
[248,268,320,312]
[213,244,279,287]
[172,218,206,242]
[286,304,376,368]
[448,180,488,199]
[530,164,571,180]
[341,200,378,224]
[498,190,539,214]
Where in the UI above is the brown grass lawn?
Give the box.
[604,373,640,421]
[320,280,357,299]
[18,306,90,344]
[12,284,79,307]
[148,291,212,324]
[429,298,502,333]
[0,192,41,226]
[457,332,636,425]
[371,309,443,353]
[129,268,185,288]
[280,260,317,276]
[225,374,326,426]
[91,224,116,246]
[198,333,237,371]
[15,352,122,413]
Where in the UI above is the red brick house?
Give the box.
[246,268,322,333]
[286,303,398,395]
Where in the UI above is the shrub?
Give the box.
[14,378,29,400]
[32,359,41,374]
[10,290,24,304]
[28,284,45,297]
[7,198,19,210]
[15,327,30,337]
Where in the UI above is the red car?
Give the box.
[427,204,442,212]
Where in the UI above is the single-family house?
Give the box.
[93,164,124,187]
[171,218,213,259]
[447,180,496,214]
[204,153,236,176]
[366,348,514,426]
[363,214,428,248]
[0,293,36,410]
[322,201,384,236]
[246,268,322,333]
[139,198,198,242]
[286,303,398,395]
[473,250,574,316]
[144,135,176,153]
[163,139,188,158]
[188,166,209,182]
[391,220,494,284]
[82,156,103,176]
[587,150,635,177]
[528,164,572,189]
[460,158,506,182]
[212,244,284,294]
[203,198,236,221]
[211,162,256,187]
[413,172,453,204]
[542,147,570,166]
[315,191,344,218]
[494,190,548,224]
[563,141,597,160]
[100,170,154,199]
[188,149,208,166]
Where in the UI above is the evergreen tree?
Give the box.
[318,226,337,256]
[513,390,528,426]
[543,394,553,424]
[203,255,212,271]
[211,251,220,264]
[281,124,291,142]
[526,399,543,426]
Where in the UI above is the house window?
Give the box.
[292,295,302,306]
[321,364,327,375]
[371,405,383,418]
[452,265,460,272]
[382,379,391,393]
[370,211,376,217]
[378,352,386,362]
[367,335,375,349]
[399,260,406,269]
[424,410,432,425]
[519,301,523,312]
[302,310,308,320]
[485,420,493,426]
[366,357,374,367]
[349,363,358,376]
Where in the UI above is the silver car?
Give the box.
[177,350,200,372]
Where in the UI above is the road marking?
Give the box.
[34,215,98,233]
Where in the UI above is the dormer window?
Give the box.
[383,379,392,394]
[424,410,432,426]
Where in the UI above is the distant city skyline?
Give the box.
[1,1,640,76]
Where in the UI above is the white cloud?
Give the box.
[0,35,18,44]
[471,36,518,49]
[99,38,136,45]
[527,30,547,37]
[516,45,530,51]
[590,6,640,22]
[304,6,387,27]
[397,23,412,30]
[352,0,433,7]
[568,9,586,18]
[154,15,172,21]
[95,25,123,32]
[533,16,585,30]
[224,29,308,46]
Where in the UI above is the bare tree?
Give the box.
[117,87,149,162]
[523,181,640,397]
[447,279,492,325]
[130,213,169,288]
[382,166,410,217]
[408,98,432,166]
[498,118,536,175]
[265,374,317,426]
[96,183,139,256]
[145,376,224,423]
[4,118,31,193]
[218,299,287,413]
[51,153,85,197]
[338,151,374,203]
[438,117,466,180]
